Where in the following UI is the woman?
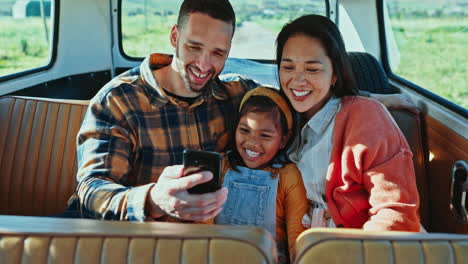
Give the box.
[276,15,420,231]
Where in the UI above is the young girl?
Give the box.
[215,86,308,263]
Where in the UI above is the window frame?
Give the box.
[377,0,467,117]
[0,0,60,83]
[118,0,142,62]
[117,0,330,64]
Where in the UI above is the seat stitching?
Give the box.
[421,240,426,263]
[54,104,71,212]
[21,100,38,214]
[153,238,158,264]
[72,236,78,263]
[390,240,395,264]
[179,238,184,264]
[41,102,58,215]
[207,238,211,264]
[10,99,26,214]
[449,240,456,264]
[99,237,104,263]
[46,236,53,263]
[19,236,26,263]
[124,237,130,264]
[31,102,48,215]
[0,98,17,214]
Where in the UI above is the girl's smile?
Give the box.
[235,111,287,169]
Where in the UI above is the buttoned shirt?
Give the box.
[288,97,341,227]
[73,53,258,221]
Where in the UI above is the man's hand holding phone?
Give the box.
[145,150,227,221]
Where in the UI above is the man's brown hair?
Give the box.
[177,0,236,35]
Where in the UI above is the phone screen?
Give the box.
[183,149,222,194]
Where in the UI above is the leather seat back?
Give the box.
[0,215,276,264]
[388,108,430,227]
[295,228,468,264]
[0,96,89,216]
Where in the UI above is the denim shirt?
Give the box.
[216,166,279,239]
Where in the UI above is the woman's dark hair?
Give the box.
[276,14,358,97]
[227,95,292,170]
[178,0,236,35]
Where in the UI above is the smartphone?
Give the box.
[183,149,222,194]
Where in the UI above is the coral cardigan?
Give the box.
[325,96,420,231]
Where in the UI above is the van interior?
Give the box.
[0,0,467,263]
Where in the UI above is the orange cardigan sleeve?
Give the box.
[278,164,308,261]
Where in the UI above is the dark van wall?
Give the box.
[8,70,111,100]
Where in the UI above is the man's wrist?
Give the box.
[145,186,166,219]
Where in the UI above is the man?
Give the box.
[70,0,249,222]
[69,0,415,222]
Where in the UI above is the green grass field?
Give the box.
[121,15,176,57]
[0,17,50,76]
[123,15,467,109]
[0,14,466,109]
[391,17,467,108]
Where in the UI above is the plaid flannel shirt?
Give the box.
[72,53,258,221]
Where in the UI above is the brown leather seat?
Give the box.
[0,215,276,264]
[295,228,468,264]
[0,96,278,262]
[0,96,89,216]
[0,91,430,224]
[389,109,430,228]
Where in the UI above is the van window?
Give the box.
[385,0,467,109]
[0,0,53,78]
[121,0,327,60]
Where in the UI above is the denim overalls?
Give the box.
[216,166,279,240]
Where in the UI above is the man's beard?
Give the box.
[175,46,214,95]
[179,66,214,94]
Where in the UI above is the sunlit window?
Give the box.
[385,0,467,109]
[0,0,53,77]
[121,0,326,60]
